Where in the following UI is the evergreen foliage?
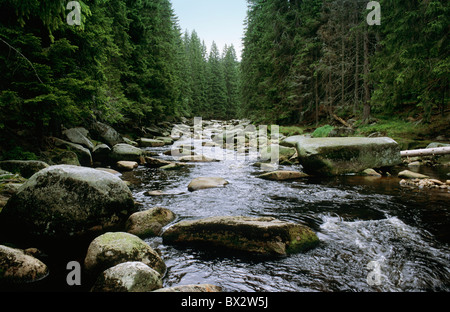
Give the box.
[0,0,242,153]
[241,0,449,125]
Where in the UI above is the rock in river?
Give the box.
[84,232,166,277]
[126,207,176,238]
[91,261,163,292]
[0,165,135,247]
[109,143,144,163]
[293,136,401,176]
[188,177,229,192]
[162,216,319,256]
[257,170,308,181]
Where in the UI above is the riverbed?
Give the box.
[124,133,450,292]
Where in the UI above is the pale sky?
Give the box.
[170,0,248,60]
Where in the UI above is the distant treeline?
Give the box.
[0,0,241,147]
[240,0,449,124]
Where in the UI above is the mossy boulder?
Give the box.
[91,261,162,292]
[162,216,319,256]
[0,160,49,178]
[294,137,401,176]
[0,165,135,247]
[84,232,166,277]
[51,137,93,167]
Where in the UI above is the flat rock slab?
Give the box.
[162,216,319,256]
[294,137,401,176]
[257,170,308,181]
[188,177,229,192]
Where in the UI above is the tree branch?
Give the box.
[0,36,44,84]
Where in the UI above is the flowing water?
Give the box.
[125,132,450,292]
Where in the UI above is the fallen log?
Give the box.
[401,147,450,157]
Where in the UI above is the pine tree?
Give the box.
[206,41,227,119]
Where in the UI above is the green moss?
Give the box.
[279,126,305,137]
[287,226,320,253]
[312,125,334,138]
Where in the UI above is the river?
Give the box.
[124,127,450,292]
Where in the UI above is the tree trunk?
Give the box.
[363,29,371,123]
[354,30,360,115]
[401,147,450,157]
[315,73,319,125]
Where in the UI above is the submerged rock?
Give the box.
[0,165,135,246]
[0,245,48,284]
[162,216,319,256]
[126,207,176,238]
[293,137,401,176]
[91,261,162,292]
[84,232,166,277]
[188,177,229,192]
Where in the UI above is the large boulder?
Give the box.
[84,232,166,277]
[52,137,93,167]
[0,160,49,179]
[90,122,124,147]
[0,245,48,284]
[294,137,401,176]
[0,165,135,247]
[63,128,95,151]
[109,144,144,163]
[187,177,229,192]
[125,207,176,238]
[91,261,162,292]
[162,216,319,256]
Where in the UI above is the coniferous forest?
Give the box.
[0,0,448,156]
[0,1,450,295]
